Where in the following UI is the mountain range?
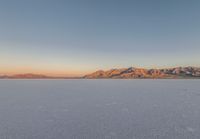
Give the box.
[1,67,200,79]
[84,67,200,79]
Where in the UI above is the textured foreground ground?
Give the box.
[0,80,200,139]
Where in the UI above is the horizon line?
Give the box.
[1,65,200,77]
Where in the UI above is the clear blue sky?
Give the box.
[0,0,200,76]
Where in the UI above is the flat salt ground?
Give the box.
[0,79,200,139]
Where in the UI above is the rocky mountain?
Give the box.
[84,67,200,79]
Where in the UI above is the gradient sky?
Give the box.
[0,0,200,76]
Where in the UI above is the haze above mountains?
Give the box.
[1,66,200,79]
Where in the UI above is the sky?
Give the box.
[0,0,200,76]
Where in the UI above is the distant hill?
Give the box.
[0,73,80,79]
[10,73,49,79]
[84,67,200,79]
[0,73,50,79]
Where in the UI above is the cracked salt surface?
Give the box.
[0,79,200,139]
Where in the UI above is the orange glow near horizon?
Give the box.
[0,66,93,77]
